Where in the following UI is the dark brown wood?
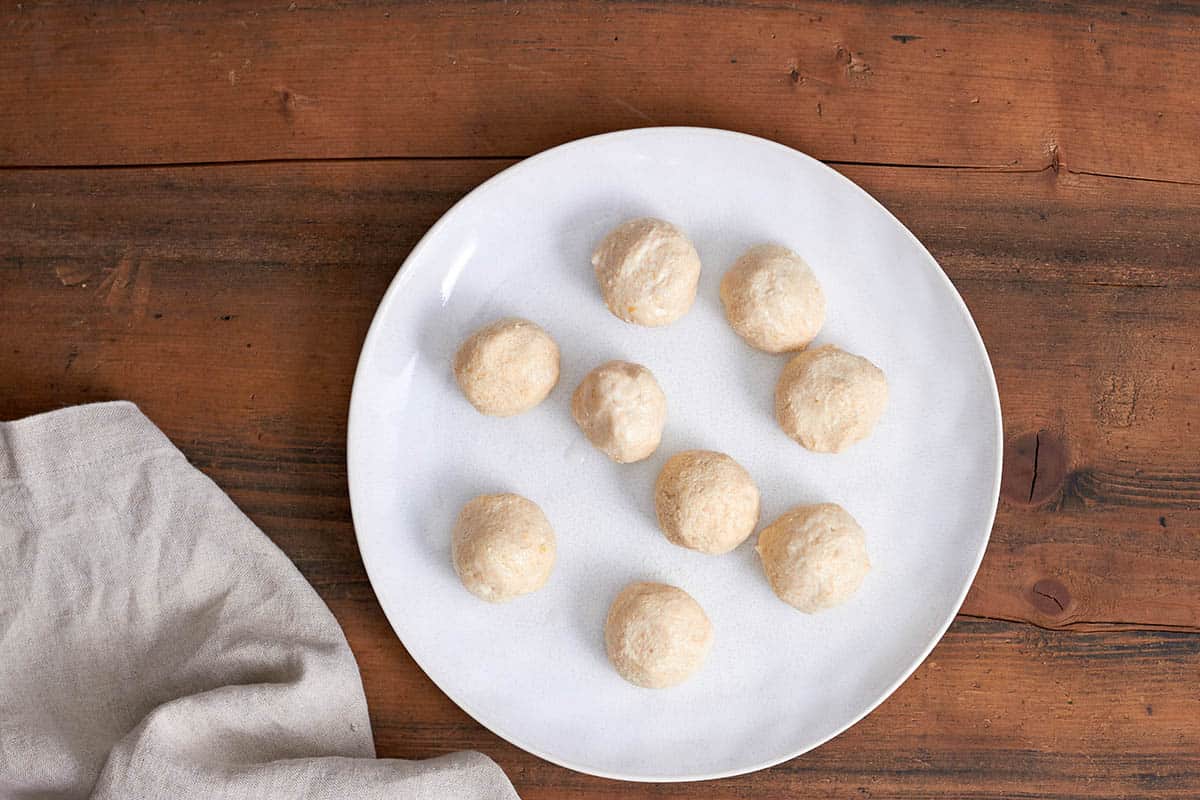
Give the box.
[5,0,1200,792]
[344,603,1200,799]
[4,0,1200,182]
[2,157,1198,796]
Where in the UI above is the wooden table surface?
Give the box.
[3,1,1198,796]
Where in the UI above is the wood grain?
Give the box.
[3,0,1200,182]
[6,0,1199,794]
[1,157,1198,795]
[343,602,1200,799]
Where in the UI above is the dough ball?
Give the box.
[452,493,556,602]
[591,218,701,327]
[755,503,870,613]
[655,450,760,554]
[775,344,887,453]
[453,318,560,416]
[604,582,714,688]
[571,360,667,463]
[719,244,826,353]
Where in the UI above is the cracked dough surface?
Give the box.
[756,503,870,613]
[591,218,701,327]
[453,317,560,417]
[452,493,556,603]
[655,450,760,555]
[775,344,888,453]
[571,360,667,463]
[720,244,826,353]
[604,581,714,688]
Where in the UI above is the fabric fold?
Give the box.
[0,401,518,800]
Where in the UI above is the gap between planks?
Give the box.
[2,155,1199,188]
[958,612,1200,636]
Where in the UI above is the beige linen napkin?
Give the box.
[0,401,519,800]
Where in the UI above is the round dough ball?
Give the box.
[755,503,870,613]
[571,360,667,463]
[452,493,556,602]
[604,582,714,688]
[453,318,560,416]
[591,218,701,327]
[775,344,887,453]
[655,450,760,554]
[719,244,826,353]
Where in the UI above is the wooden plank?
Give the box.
[338,600,1200,798]
[3,1,1199,181]
[1,159,1198,632]
[1,158,1198,793]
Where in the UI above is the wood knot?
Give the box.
[273,86,316,119]
[277,87,296,115]
[1000,429,1068,507]
[1029,578,1071,616]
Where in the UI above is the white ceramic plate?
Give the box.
[348,128,1001,782]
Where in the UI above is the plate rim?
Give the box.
[347,126,1004,783]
